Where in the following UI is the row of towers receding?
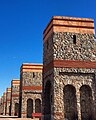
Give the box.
[0,16,96,120]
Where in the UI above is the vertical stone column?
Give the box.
[11,104,15,116]
[33,99,35,113]
[33,99,35,119]
[21,97,27,118]
[76,88,81,120]
[51,75,64,120]
[6,88,11,116]
[53,79,64,120]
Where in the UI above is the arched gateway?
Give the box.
[80,85,93,120]
[35,99,41,113]
[15,103,19,116]
[27,99,33,118]
[63,85,78,120]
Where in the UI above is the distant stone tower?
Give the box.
[0,96,3,115]
[5,88,11,115]
[42,16,96,120]
[19,63,42,118]
[10,79,20,116]
[3,92,6,115]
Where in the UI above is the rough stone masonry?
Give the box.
[19,63,43,118]
[5,88,11,116]
[0,96,3,115]
[3,92,6,115]
[10,79,20,116]
[42,16,96,120]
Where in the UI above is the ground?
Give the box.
[0,115,35,120]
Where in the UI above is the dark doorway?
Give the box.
[14,103,19,116]
[35,99,41,113]
[63,85,78,120]
[44,81,51,120]
[27,99,33,118]
[80,85,93,120]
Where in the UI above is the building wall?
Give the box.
[43,16,96,120]
[0,96,3,115]
[0,98,2,115]
[19,64,42,118]
[10,80,20,116]
[3,92,6,115]
[5,88,11,116]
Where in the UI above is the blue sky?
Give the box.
[0,0,96,97]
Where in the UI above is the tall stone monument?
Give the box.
[3,92,6,115]
[19,63,42,118]
[6,88,11,115]
[10,79,20,116]
[42,16,96,120]
[0,96,3,115]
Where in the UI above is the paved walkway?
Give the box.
[0,118,32,120]
[0,115,36,120]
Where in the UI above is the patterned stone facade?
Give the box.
[42,16,96,120]
[19,63,42,118]
[10,79,20,116]
[5,88,11,115]
[0,96,3,115]
[3,92,6,115]
[0,98,1,114]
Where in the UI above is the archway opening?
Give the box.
[35,99,41,113]
[63,85,78,120]
[14,103,19,116]
[27,99,33,118]
[80,85,93,120]
[44,81,51,120]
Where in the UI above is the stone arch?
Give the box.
[35,99,41,113]
[14,103,19,116]
[27,98,33,118]
[44,80,52,120]
[80,85,93,120]
[63,84,78,120]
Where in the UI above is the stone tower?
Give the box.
[19,63,42,118]
[5,88,11,115]
[42,16,96,120]
[3,92,6,115]
[10,79,20,116]
[0,96,3,115]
